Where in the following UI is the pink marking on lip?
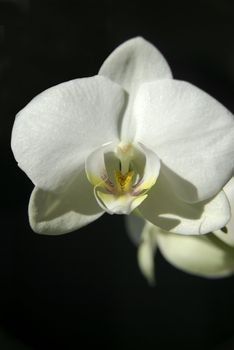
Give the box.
[101,175,115,193]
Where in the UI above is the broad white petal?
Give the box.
[138,172,231,235]
[156,228,234,278]
[11,76,127,191]
[214,177,234,246]
[29,170,104,235]
[137,222,157,285]
[99,37,172,95]
[133,79,234,202]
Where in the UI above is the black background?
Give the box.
[1,0,234,349]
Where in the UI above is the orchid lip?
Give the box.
[85,141,161,215]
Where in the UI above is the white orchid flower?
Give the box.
[11,37,234,236]
[127,178,234,285]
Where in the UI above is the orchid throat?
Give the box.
[85,142,160,215]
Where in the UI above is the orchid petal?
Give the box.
[99,37,172,142]
[29,170,104,235]
[133,79,234,202]
[11,76,127,191]
[138,172,231,235]
[99,37,172,95]
[156,229,234,278]
[214,177,234,246]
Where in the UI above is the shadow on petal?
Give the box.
[161,163,198,203]
[29,169,103,234]
[138,168,230,234]
[33,169,102,220]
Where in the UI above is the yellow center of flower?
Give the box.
[114,170,134,193]
[85,141,160,215]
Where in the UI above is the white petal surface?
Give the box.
[134,143,161,193]
[99,37,172,94]
[11,76,126,191]
[133,79,234,202]
[85,142,115,186]
[214,177,234,246]
[29,170,104,235]
[94,187,147,215]
[138,172,231,235]
[156,228,234,278]
[99,37,172,142]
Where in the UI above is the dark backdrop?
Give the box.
[1,0,234,349]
